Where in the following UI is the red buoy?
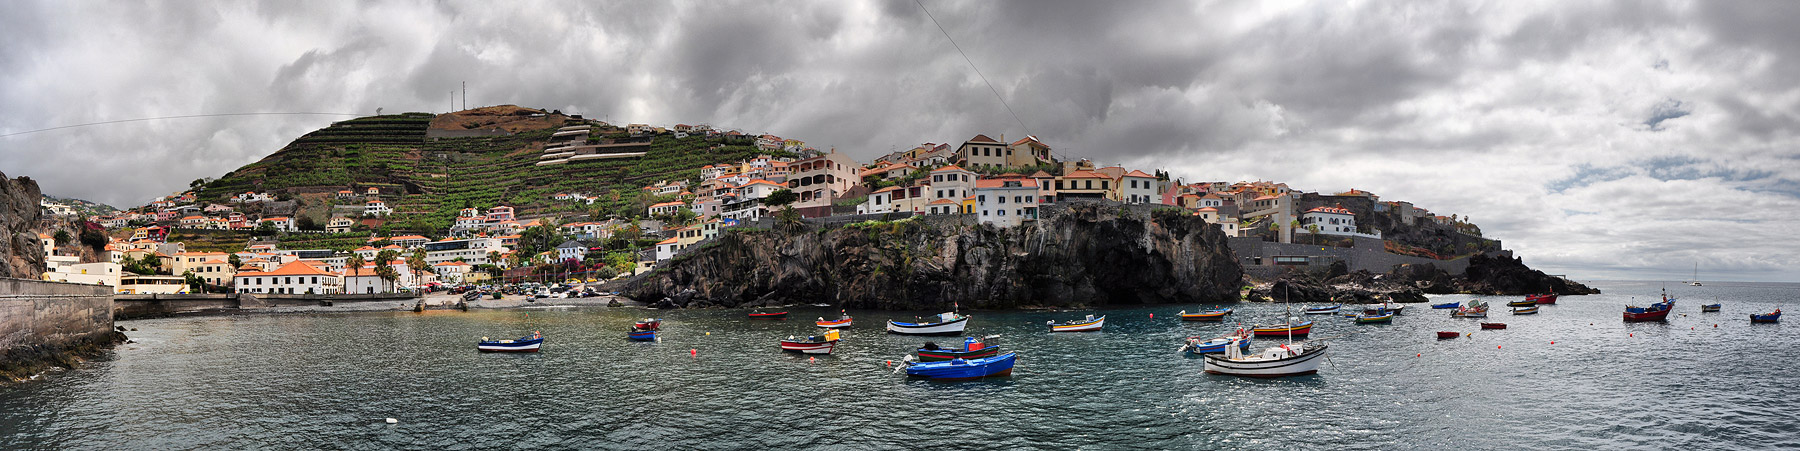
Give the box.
[1149,313,1154,318]
[690,349,697,357]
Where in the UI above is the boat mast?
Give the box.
[1284,284,1294,345]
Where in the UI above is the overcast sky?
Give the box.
[3,1,1797,282]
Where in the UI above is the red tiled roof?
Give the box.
[1307,206,1355,215]
[968,134,999,143]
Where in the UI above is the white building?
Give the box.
[1301,206,1369,237]
[555,240,588,262]
[234,261,341,294]
[1120,170,1159,204]
[974,178,1040,228]
[929,165,976,203]
[432,261,472,285]
[424,237,507,266]
[365,200,393,217]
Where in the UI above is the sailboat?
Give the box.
[1205,285,1327,378]
[1689,263,1702,287]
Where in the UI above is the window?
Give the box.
[1085,180,1093,190]
[998,210,1006,216]
[998,197,1006,204]
[982,210,989,216]
[978,195,987,203]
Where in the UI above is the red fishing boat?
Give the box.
[1480,322,1506,329]
[748,311,789,320]
[1623,294,1675,322]
[1529,294,1558,304]
[778,329,840,354]
[633,318,661,331]
[1436,331,1462,339]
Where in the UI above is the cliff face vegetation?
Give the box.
[625,203,1243,310]
[1,171,45,279]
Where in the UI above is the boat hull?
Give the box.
[1480,322,1506,329]
[1304,305,1340,315]
[1430,302,1461,309]
[1356,313,1395,324]
[916,345,1001,362]
[1179,308,1231,321]
[887,317,970,335]
[1530,294,1559,305]
[816,318,853,329]
[779,340,836,354]
[1436,331,1461,339]
[1049,316,1105,332]
[627,330,657,342]
[477,337,544,352]
[1506,300,1537,307]
[1513,307,1539,315]
[1184,337,1252,355]
[904,352,1017,380]
[1751,313,1781,323]
[1701,304,1721,312]
[1251,322,1312,337]
[1623,309,1672,322]
[748,312,789,319]
[1203,344,1328,378]
[1451,311,1488,318]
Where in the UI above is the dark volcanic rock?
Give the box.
[625,203,1243,310]
[0,171,45,279]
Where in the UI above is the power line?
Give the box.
[915,0,1032,139]
[1,112,363,138]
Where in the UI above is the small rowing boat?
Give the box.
[748,311,789,320]
[1178,308,1231,321]
[1480,322,1506,329]
[1304,304,1341,315]
[627,329,657,342]
[1751,309,1781,324]
[1452,300,1489,318]
[1355,311,1395,324]
[1362,303,1405,316]
[1701,304,1722,312]
[779,329,840,354]
[1048,315,1105,332]
[1506,298,1537,307]
[1436,331,1461,339]
[917,336,1001,362]
[478,332,543,352]
[1181,328,1252,355]
[816,311,853,329]
[1430,302,1461,309]
[887,312,970,336]
[1512,305,1539,315]
[1251,321,1313,337]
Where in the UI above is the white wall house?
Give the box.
[365,200,393,217]
[974,179,1040,228]
[234,261,341,294]
[929,165,976,203]
[1300,206,1379,239]
[1120,170,1159,204]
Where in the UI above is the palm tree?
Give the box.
[375,265,400,293]
[1307,224,1321,245]
[407,248,429,289]
[345,254,366,274]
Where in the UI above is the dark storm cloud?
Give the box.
[4,0,1800,280]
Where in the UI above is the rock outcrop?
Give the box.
[625,203,1243,310]
[1247,253,1600,302]
[1,171,45,279]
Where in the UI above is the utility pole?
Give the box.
[462,81,466,111]
[450,91,454,113]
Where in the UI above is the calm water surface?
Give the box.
[3,281,1797,450]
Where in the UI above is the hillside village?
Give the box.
[38,109,1495,295]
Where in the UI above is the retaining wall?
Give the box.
[0,278,114,359]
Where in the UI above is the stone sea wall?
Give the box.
[1,277,121,383]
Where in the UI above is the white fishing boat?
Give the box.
[1047,315,1105,332]
[1202,341,1328,377]
[887,312,969,336]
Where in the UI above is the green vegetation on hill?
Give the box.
[193,109,791,233]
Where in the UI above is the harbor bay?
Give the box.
[3,281,1794,450]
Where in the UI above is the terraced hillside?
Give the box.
[194,106,786,232]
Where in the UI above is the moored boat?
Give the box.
[1751,309,1781,324]
[1048,315,1105,332]
[627,329,657,342]
[748,311,789,320]
[1624,294,1675,322]
[917,336,1001,362]
[1202,342,1328,378]
[1178,308,1231,321]
[1356,311,1395,324]
[816,311,853,329]
[902,352,1017,381]
[1506,298,1538,307]
[1181,328,1253,355]
[1363,303,1405,315]
[779,329,840,354]
[1436,331,1462,339]
[1304,304,1341,315]
[1480,322,1506,329]
[1430,302,1461,309]
[1451,300,1489,318]
[887,312,970,336]
[634,318,662,331]
[1529,294,1559,304]
[1701,304,1722,312]
[1251,321,1313,337]
[1512,305,1539,315]
[478,332,544,352]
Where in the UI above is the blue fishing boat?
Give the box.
[477,332,543,352]
[1751,309,1781,324]
[1701,304,1722,312]
[1355,311,1395,324]
[1182,328,1252,355]
[628,329,657,341]
[903,352,1017,381]
[1431,302,1461,309]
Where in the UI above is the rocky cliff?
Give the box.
[625,203,1243,310]
[1,171,44,279]
[1247,253,1601,303]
